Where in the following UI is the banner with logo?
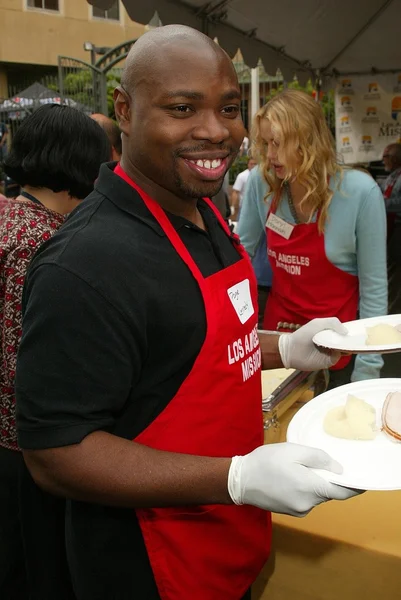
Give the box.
[335,74,401,164]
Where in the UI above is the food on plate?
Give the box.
[323,394,377,440]
[382,391,401,442]
[366,323,401,345]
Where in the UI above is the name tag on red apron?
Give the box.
[227,278,254,324]
[266,212,294,239]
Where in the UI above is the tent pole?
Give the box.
[251,66,259,122]
[57,56,65,105]
[315,70,321,103]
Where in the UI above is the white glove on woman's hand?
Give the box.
[228,443,360,517]
[278,317,347,371]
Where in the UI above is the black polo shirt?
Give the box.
[15,163,243,599]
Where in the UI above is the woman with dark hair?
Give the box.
[0,103,110,599]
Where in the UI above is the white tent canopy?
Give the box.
[87,0,401,84]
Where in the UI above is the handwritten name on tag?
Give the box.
[266,213,294,239]
[227,279,254,324]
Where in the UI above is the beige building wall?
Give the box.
[0,0,146,67]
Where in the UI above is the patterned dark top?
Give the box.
[0,198,64,450]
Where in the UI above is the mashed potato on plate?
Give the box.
[324,394,377,440]
[366,324,401,346]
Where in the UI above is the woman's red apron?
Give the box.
[263,204,359,370]
[114,165,271,600]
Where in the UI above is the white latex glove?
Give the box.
[279,317,347,371]
[228,442,360,517]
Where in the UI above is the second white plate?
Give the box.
[313,315,401,354]
[286,379,401,490]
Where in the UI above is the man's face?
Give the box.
[120,45,245,199]
[248,159,257,170]
[383,147,394,172]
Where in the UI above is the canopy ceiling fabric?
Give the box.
[87,0,400,84]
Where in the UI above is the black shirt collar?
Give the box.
[95,162,228,238]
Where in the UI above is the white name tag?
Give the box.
[227,279,254,324]
[266,213,294,239]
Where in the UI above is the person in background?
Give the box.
[230,157,257,221]
[238,89,387,389]
[0,103,110,600]
[0,121,8,163]
[91,112,122,161]
[239,130,249,156]
[14,27,358,600]
[381,143,401,311]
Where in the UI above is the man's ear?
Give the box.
[114,87,130,135]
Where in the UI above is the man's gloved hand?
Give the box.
[279,317,347,371]
[228,442,360,517]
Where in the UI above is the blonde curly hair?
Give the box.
[252,89,342,233]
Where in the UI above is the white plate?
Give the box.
[313,315,401,354]
[286,379,401,490]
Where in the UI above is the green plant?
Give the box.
[229,155,249,185]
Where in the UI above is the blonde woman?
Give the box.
[237,89,387,388]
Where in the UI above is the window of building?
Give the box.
[92,1,120,21]
[27,0,59,11]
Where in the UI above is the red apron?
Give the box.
[263,206,359,370]
[115,165,270,600]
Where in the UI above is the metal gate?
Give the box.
[57,57,105,115]
[58,39,139,116]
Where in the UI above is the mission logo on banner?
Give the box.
[359,135,375,153]
[338,79,355,95]
[362,106,380,123]
[341,136,353,154]
[335,73,401,164]
[339,115,352,133]
[339,96,353,113]
[364,82,381,100]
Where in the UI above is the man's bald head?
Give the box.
[121,25,234,96]
[90,113,122,161]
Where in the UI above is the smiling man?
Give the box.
[115,28,243,221]
[15,25,358,600]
